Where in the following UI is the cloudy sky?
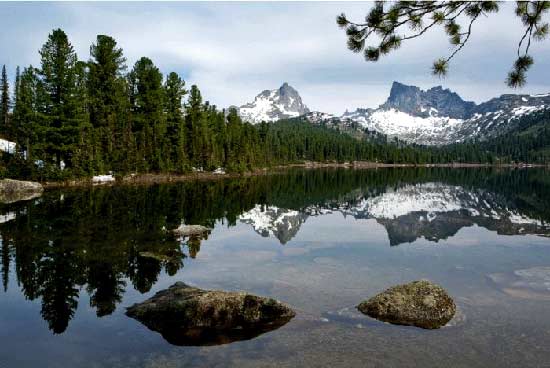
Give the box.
[1,1,550,114]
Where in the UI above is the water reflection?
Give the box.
[0,168,549,337]
[240,182,550,245]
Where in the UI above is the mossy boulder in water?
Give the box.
[0,179,43,203]
[357,280,456,329]
[126,282,295,346]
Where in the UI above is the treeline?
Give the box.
[0,28,431,180]
[0,29,271,179]
[0,29,548,181]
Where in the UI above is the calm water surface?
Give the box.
[1,168,550,367]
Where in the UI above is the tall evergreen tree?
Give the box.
[0,65,10,137]
[87,35,128,172]
[163,72,187,171]
[128,57,166,172]
[185,85,209,168]
[37,28,83,169]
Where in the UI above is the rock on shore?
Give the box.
[0,179,44,203]
[126,282,295,346]
[357,280,456,329]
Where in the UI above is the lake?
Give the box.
[1,168,550,367]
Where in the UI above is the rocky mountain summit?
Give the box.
[381,82,476,119]
[337,82,550,145]
[238,82,310,123]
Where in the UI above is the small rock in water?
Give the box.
[357,280,456,329]
[126,282,295,346]
[172,224,210,237]
[0,179,43,203]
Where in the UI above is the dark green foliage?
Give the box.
[0,65,9,135]
[86,35,128,174]
[337,1,549,87]
[164,72,187,171]
[37,28,84,169]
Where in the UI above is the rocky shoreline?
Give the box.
[0,179,44,203]
[37,161,549,189]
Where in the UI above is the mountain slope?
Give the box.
[302,82,550,145]
[337,82,550,145]
[237,81,550,147]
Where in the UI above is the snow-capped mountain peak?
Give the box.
[328,81,550,145]
[238,82,310,123]
[237,81,550,146]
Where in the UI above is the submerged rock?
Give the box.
[357,280,456,329]
[138,251,180,264]
[0,179,43,203]
[172,224,210,237]
[126,282,295,346]
[489,267,550,301]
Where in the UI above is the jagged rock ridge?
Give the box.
[335,82,550,145]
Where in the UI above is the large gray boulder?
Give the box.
[357,280,456,329]
[126,282,295,346]
[0,179,43,203]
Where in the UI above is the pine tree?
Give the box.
[87,35,128,172]
[37,29,82,169]
[0,65,10,137]
[184,85,209,168]
[128,57,166,172]
[163,72,187,171]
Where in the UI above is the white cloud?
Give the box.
[1,2,549,115]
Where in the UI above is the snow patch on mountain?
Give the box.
[349,108,465,145]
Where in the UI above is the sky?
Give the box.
[1,1,550,115]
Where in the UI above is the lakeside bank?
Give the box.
[37,161,550,189]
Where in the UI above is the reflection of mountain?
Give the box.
[239,183,550,246]
[239,205,308,244]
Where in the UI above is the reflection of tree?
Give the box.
[87,261,125,317]
[1,236,11,291]
[128,254,162,294]
[37,240,84,334]
[0,168,549,334]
